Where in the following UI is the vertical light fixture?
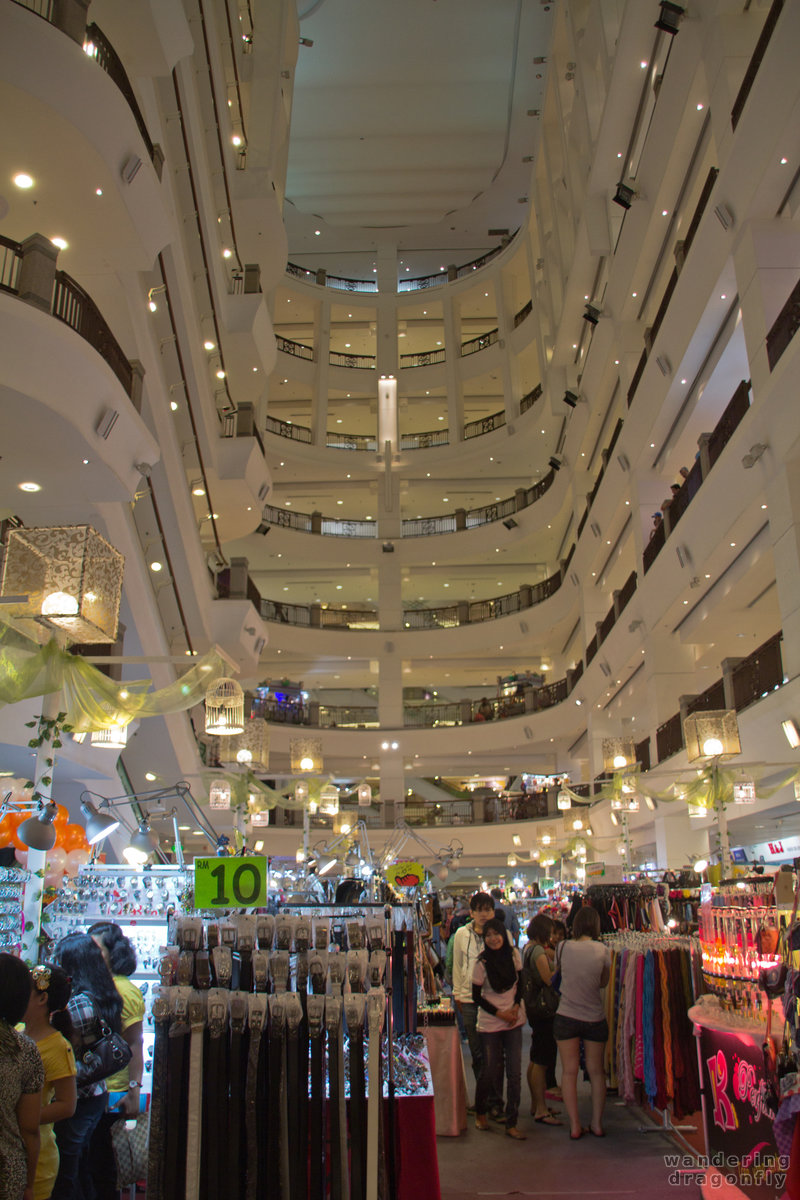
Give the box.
[602,737,637,773]
[290,737,323,774]
[205,679,245,735]
[357,783,372,807]
[682,710,741,762]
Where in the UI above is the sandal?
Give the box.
[506,1127,527,1140]
[534,1113,562,1126]
[475,1116,490,1131]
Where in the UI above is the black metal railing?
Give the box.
[329,350,376,369]
[460,328,499,356]
[706,379,751,469]
[260,505,313,533]
[401,515,457,537]
[766,276,800,371]
[11,0,55,17]
[0,235,22,293]
[400,429,449,450]
[616,570,637,614]
[731,0,785,129]
[642,519,666,573]
[466,497,517,528]
[397,272,447,293]
[277,335,314,361]
[463,410,506,440]
[455,242,508,278]
[326,432,377,451]
[685,679,726,715]
[319,519,378,539]
[326,275,378,293]
[656,712,684,763]
[403,608,460,630]
[519,384,542,414]
[682,167,719,259]
[399,348,446,367]
[731,632,784,712]
[514,300,533,328]
[286,262,316,283]
[85,24,157,165]
[635,736,651,773]
[52,271,133,397]
[265,415,312,443]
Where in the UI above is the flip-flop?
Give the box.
[569,1127,587,1140]
[589,1128,606,1137]
[534,1113,563,1126]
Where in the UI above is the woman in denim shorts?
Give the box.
[553,907,611,1139]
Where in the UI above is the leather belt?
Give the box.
[146,992,171,1200]
[205,989,229,1200]
[164,989,191,1200]
[345,995,367,1200]
[228,993,248,1200]
[307,996,325,1200]
[366,990,385,1200]
[185,995,205,1200]
[268,995,286,1200]
[245,995,267,1200]
[325,997,346,1200]
[284,994,305,1200]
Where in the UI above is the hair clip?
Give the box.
[31,965,51,991]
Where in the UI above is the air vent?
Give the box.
[488,229,509,237]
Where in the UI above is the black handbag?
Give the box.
[530,983,560,1019]
[76,1019,132,1087]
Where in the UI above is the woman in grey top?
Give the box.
[553,907,611,1140]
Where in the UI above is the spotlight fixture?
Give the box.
[18,803,58,852]
[655,1,685,34]
[782,719,800,749]
[582,305,601,326]
[299,36,314,46]
[713,203,735,231]
[563,390,579,408]
[80,799,121,845]
[617,454,630,472]
[613,182,635,210]
[502,518,518,530]
[382,542,395,553]
[548,456,561,472]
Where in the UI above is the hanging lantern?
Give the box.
[290,737,323,774]
[557,790,571,810]
[507,854,517,867]
[250,810,270,827]
[90,723,128,749]
[357,783,372,808]
[209,780,232,810]
[626,796,640,812]
[319,784,340,816]
[602,737,637,773]
[610,796,623,810]
[572,816,584,831]
[0,524,124,644]
[205,678,245,736]
[687,800,705,819]
[683,710,741,762]
[733,778,756,805]
[219,718,270,769]
[294,781,309,804]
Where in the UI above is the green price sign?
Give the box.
[194,856,267,909]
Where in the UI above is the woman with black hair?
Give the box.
[87,924,145,1200]
[23,965,77,1200]
[471,918,526,1140]
[522,913,562,1125]
[0,952,44,1200]
[50,933,122,1200]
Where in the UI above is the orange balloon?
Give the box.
[61,825,87,852]
[53,804,70,829]
[0,815,15,845]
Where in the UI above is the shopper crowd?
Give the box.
[447,890,612,1142]
[0,923,143,1200]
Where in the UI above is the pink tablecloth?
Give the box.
[423,1025,468,1137]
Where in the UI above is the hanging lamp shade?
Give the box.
[290,736,323,774]
[683,710,741,762]
[217,718,270,769]
[357,783,372,807]
[602,736,637,773]
[90,723,128,749]
[209,780,232,810]
[205,678,245,735]
[0,525,124,643]
[319,784,340,816]
[557,790,571,810]
[18,803,58,851]
[294,781,309,803]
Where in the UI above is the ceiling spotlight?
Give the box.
[613,182,635,210]
[582,305,601,326]
[502,518,518,530]
[741,443,767,469]
[299,36,314,46]
[548,456,561,472]
[80,799,120,845]
[782,719,800,749]
[655,2,685,35]
[563,390,579,408]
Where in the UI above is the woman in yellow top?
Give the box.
[88,924,145,1200]
[23,964,77,1200]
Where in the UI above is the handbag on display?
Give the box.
[75,1019,133,1088]
[110,1113,149,1187]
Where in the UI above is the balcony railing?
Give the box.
[0,235,22,293]
[319,518,378,538]
[731,632,784,712]
[519,384,542,414]
[265,415,312,443]
[52,271,133,397]
[85,24,158,169]
[463,410,506,440]
[460,328,499,357]
[403,607,460,630]
[286,262,316,283]
[401,515,457,537]
[397,272,447,293]
[399,348,446,367]
[706,380,751,469]
[685,678,726,716]
[326,275,378,293]
[277,336,314,361]
[731,0,785,129]
[656,712,684,763]
[766,275,800,371]
[514,300,532,328]
[642,519,666,573]
[400,429,449,450]
[329,350,376,369]
[260,505,313,533]
[326,431,378,451]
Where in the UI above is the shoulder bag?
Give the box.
[522,944,559,1022]
[75,1018,133,1088]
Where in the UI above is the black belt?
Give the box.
[345,996,367,1200]
[325,998,345,1200]
[146,994,171,1200]
[307,997,325,1200]
[268,996,285,1200]
[285,995,305,1200]
[245,996,267,1200]
[164,996,190,1200]
[228,994,248,1200]
[205,990,228,1200]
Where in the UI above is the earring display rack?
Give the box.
[0,865,30,955]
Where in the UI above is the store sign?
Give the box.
[385,861,425,887]
[194,855,267,909]
[697,1025,781,1195]
[586,861,605,878]
[749,836,800,865]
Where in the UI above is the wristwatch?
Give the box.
[128,1081,142,1090]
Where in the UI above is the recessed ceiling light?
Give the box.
[696,102,704,110]
[780,157,788,165]
[95,188,103,196]
[192,485,205,496]
[337,499,343,505]
[204,340,215,350]
[170,401,179,411]
[661,209,668,216]
[315,230,321,236]
[18,481,41,492]
[145,772,157,781]
[13,173,33,189]
[222,248,232,259]
[216,369,225,379]
[82,458,90,465]
[51,237,68,250]
[150,561,163,572]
